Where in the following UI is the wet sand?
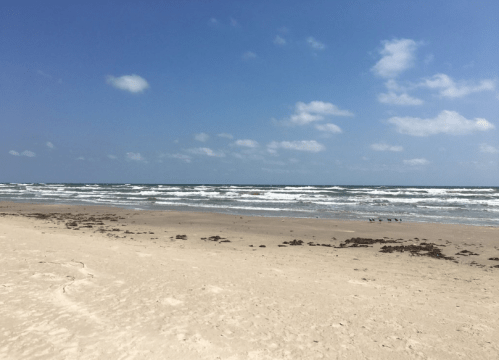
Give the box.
[1,201,498,359]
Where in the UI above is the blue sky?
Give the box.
[2,0,498,185]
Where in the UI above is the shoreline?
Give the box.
[1,201,499,268]
[2,198,499,228]
[1,201,498,358]
[2,183,499,228]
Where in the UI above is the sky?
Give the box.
[2,0,499,185]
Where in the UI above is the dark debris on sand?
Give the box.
[282,239,345,247]
[201,235,231,243]
[2,211,496,269]
[275,237,494,268]
[283,239,304,246]
[339,237,399,248]
[0,211,131,238]
[380,242,456,261]
[455,250,479,256]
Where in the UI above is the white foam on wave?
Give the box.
[271,189,334,194]
[311,201,354,206]
[0,189,21,193]
[2,184,499,226]
[154,201,305,212]
[235,199,296,204]
[139,191,164,196]
[169,190,246,199]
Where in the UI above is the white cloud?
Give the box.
[307,37,326,50]
[372,39,419,78]
[242,51,257,60]
[421,73,495,98]
[384,79,406,92]
[230,150,265,161]
[21,150,36,157]
[8,149,35,157]
[371,143,403,152]
[194,133,209,142]
[217,133,233,139]
[290,111,322,125]
[107,154,117,159]
[480,143,499,154]
[403,158,429,166]
[285,101,353,126]
[233,139,259,148]
[188,147,225,157]
[296,101,352,116]
[106,74,149,93]
[378,92,423,105]
[126,152,146,161]
[168,153,192,163]
[388,110,495,136]
[46,141,55,149]
[209,18,218,25]
[274,35,286,46]
[423,73,453,88]
[314,123,342,133]
[230,17,238,27]
[267,140,325,153]
[378,79,423,105]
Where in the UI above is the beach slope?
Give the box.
[1,202,498,359]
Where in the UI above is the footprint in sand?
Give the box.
[161,297,184,306]
[136,252,152,258]
[348,279,378,288]
[202,285,223,293]
[31,272,66,282]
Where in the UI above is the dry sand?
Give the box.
[0,201,498,359]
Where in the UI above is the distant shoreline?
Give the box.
[1,183,499,227]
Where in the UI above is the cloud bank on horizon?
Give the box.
[2,1,498,185]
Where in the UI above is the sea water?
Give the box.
[1,183,498,226]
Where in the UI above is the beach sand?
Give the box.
[1,201,498,359]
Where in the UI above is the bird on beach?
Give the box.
[394,218,398,222]
[379,219,382,222]
[387,218,392,222]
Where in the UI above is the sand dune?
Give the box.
[1,202,498,359]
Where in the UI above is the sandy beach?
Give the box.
[1,201,498,359]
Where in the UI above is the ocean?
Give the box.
[1,183,498,226]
